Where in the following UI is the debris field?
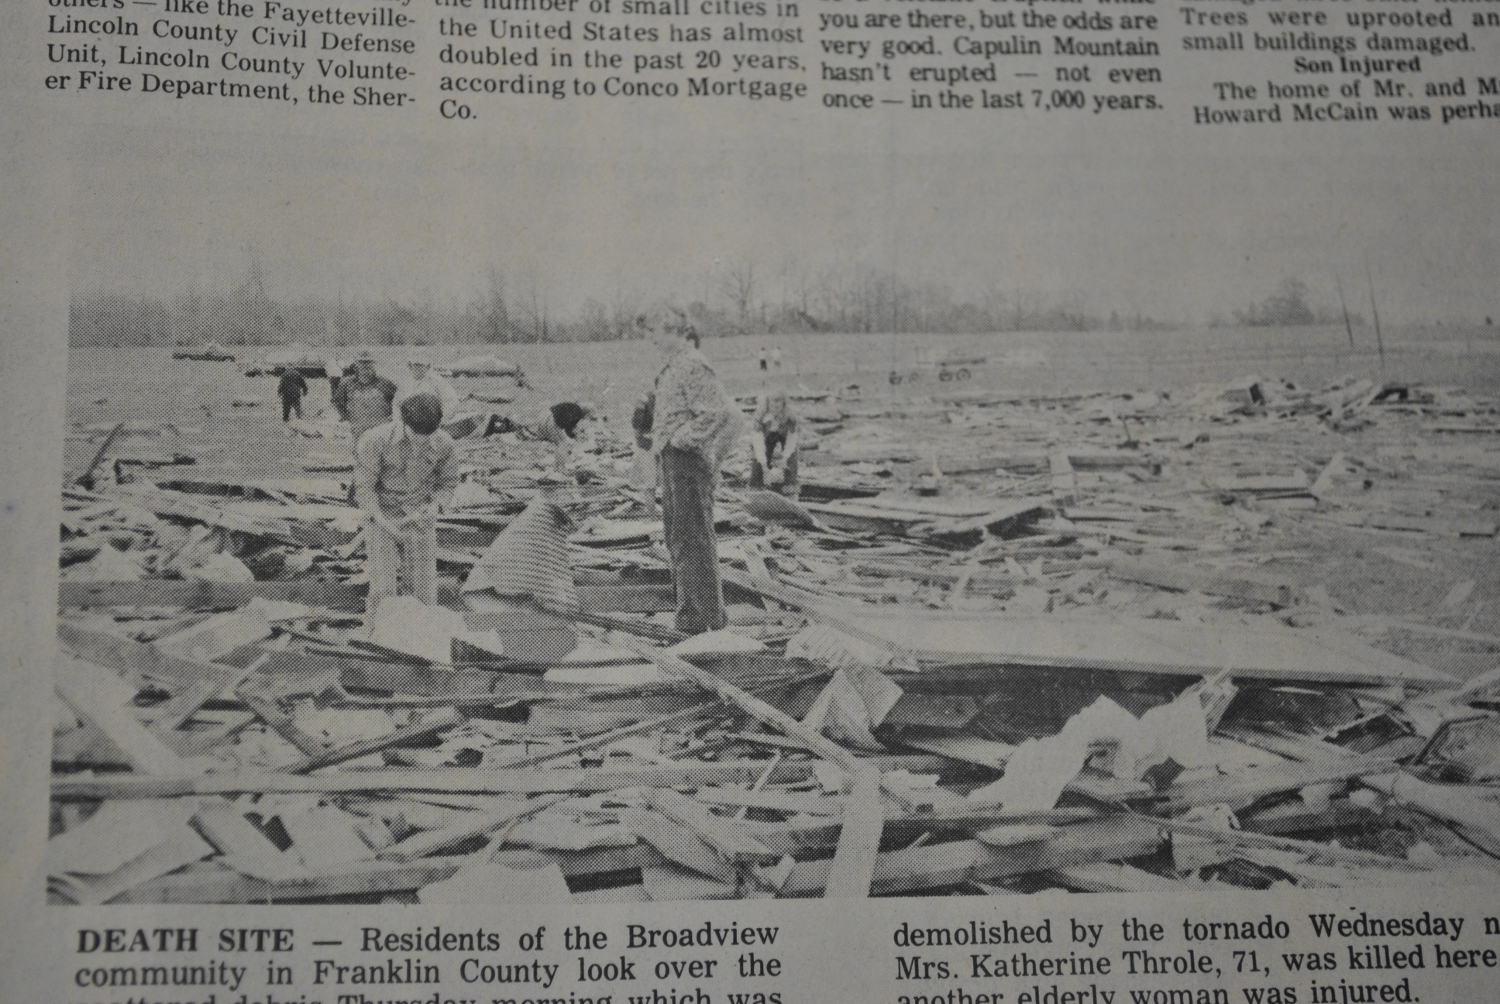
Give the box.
[49,367,1500,904]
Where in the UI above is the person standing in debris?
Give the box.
[395,348,461,424]
[354,392,459,613]
[645,313,741,635]
[749,384,799,496]
[758,346,769,371]
[277,368,309,422]
[333,350,398,445]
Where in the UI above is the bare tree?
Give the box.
[720,261,757,322]
[475,266,512,343]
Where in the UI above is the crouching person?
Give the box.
[355,392,459,615]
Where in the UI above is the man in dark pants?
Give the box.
[277,368,309,421]
[644,315,741,635]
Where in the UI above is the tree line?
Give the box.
[82,262,1329,348]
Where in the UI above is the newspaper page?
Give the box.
[3,0,1500,1000]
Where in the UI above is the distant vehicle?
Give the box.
[245,345,329,378]
[172,342,236,362]
[889,347,987,385]
[445,355,527,384]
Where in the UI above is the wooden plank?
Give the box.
[54,652,190,777]
[897,733,1014,770]
[74,421,125,487]
[621,807,738,884]
[378,794,567,862]
[59,579,367,612]
[649,790,777,862]
[59,579,674,617]
[1051,862,1186,892]
[280,708,466,774]
[485,667,829,769]
[823,766,883,899]
[624,641,866,772]
[1139,811,1432,871]
[1159,757,1402,814]
[97,857,466,905]
[52,763,822,800]
[781,816,1162,897]
[265,649,594,703]
[59,623,251,733]
[1363,772,1500,857]
[578,583,679,614]
[1107,556,1301,608]
[191,800,308,882]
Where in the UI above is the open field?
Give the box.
[63,324,1500,478]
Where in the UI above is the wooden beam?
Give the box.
[377,794,567,862]
[54,652,190,777]
[781,816,1162,897]
[59,623,252,735]
[97,857,467,905]
[280,708,466,774]
[621,808,739,884]
[60,579,367,612]
[482,667,829,770]
[648,790,777,862]
[623,641,863,774]
[58,580,679,617]
[52,762,823,800]
[823,766,884,899]
[75,421,125,487]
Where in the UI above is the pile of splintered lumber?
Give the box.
[48,373,1500,903]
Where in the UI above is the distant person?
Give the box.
[325,358,346,398]
[396,348,461,422]
[644,312,741,635]
[277,368,309,422]
[771,345,783,369]
[354,392,459,613]
[758,346,769,371]
[333,350,398,445]
[750,385,799,496]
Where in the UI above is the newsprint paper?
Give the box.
[4,0,1500,1000]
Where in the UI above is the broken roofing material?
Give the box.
[49,372,1500,901]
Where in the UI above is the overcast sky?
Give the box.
[65,106,1500,325]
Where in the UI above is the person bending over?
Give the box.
[354,392,459,614]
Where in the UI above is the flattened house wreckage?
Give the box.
[48,371,1500,904]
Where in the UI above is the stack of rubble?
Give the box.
[48,373,1500,903]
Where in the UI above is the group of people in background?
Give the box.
[287,321,799,640]
[756,345,784,371]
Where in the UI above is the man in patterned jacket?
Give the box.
[643,314,742,635]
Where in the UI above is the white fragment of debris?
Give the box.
[802,666,904,752]
[784,624,895,669]
[47,799,202,876]
[373,595,504,662]
[667,629,767,657]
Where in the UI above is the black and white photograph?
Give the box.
[41,121,1500,909]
